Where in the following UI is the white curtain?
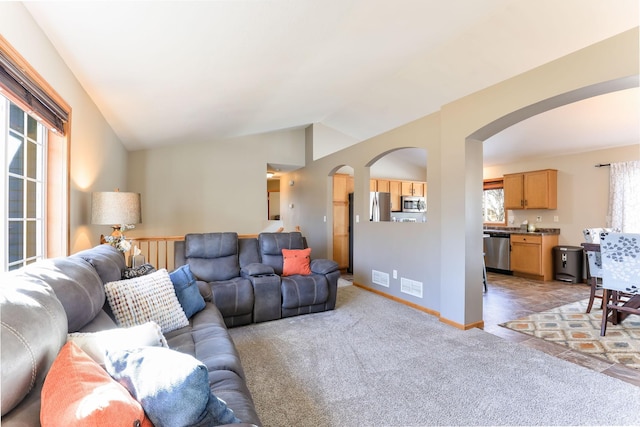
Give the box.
[608,160,640,232]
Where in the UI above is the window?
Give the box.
[1,97,46,270]
[608,161,640,232]
[1,36,70,271]
[482,178,505,225]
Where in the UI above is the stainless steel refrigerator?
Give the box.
[370,192,391,222]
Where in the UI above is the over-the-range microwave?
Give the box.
[401,196,426,213]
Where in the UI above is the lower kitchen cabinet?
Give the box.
[510,233,558,281]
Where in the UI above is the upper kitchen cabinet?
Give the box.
[503,169,557,210]
[370,179,390,192]
[401,181,425,197]
[389,180,402,212]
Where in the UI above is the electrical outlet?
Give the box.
[536,216,542,222]
[393,270,397,279]
[554,215,559,222]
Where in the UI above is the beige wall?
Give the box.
[484,144,640,246]
[285,28,639,327]
[126,129,305,237]
[0,3,129,253]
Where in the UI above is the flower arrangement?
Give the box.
[104,224,135,252]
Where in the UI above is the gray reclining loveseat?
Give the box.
[175,231,340,326]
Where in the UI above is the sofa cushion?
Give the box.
[165,303,247,380]
[105,269,189,333]
[238,236,261,267]
[258,232,306,274]
[21,256,105,332]
[67,321,168,366]
[0,274,67,416]
[209,277,255,319]
[106,346,241,427]
[282,248,312,276]
[72,244,126,284]
[185,232,241,281]
[41,341,152,427]
[281,275,330,309]
[170,264,206,318]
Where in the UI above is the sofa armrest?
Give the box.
[196,280,213,302]
[240,263,274,277]
[310,259,339,275]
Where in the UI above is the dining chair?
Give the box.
[581,228,618,313]
[599,232,640,336]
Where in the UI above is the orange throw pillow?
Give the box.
[41,341,152,427]
[282,248,312,276]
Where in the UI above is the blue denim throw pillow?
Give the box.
[105,346,241,427]
[169,264,206,318]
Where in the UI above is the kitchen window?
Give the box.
[482,178,506,225]
[1,38,70,271]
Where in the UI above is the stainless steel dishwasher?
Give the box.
[484,232,511,272]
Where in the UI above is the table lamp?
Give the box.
[91,189,141,240]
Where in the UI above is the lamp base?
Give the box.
[99,225,123,244]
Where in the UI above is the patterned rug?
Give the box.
[501,299,640,370]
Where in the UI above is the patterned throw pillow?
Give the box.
[121,263,157,280]
[105,269,189,333]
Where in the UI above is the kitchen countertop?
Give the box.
[483,227,560,236]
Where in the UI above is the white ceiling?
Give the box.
[23,1,639,166]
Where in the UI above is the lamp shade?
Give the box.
[91,191,141,225]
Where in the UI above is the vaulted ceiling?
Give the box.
[24,1,639,166]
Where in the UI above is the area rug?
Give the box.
[501,299,640,369]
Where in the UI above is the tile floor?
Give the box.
[483,271,640,387]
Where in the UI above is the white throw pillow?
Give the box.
[68,321,168,366]
[105,269,189,333]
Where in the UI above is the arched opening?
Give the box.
[458,76,639,328]
[368,147,428,223]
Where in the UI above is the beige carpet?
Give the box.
[501,299,640,370]
[229,285,640,426]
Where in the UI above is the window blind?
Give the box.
[0,50,68,135]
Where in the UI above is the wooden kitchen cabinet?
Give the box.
[504,169,557,210]
[376,179,390,192]
[333,174,353,270]
[370,179,390,192]
[510,233,558,281]
[372,178,425,211]
[389,180,402,211]
[401,181,426,197]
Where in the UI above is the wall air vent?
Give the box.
[372,270,390,287]
[401,278,423,298]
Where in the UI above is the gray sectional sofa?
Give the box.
[1,231,339,426]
